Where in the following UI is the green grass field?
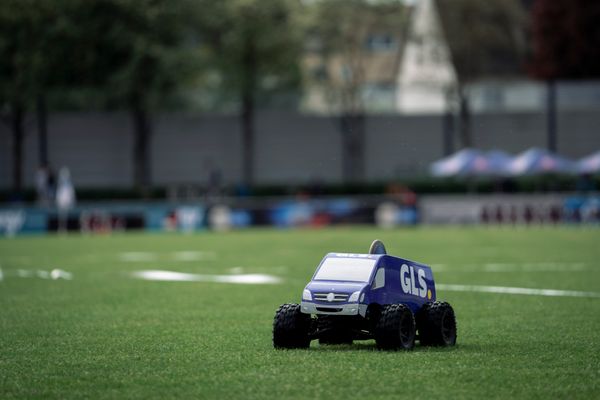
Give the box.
[1,227,600,399]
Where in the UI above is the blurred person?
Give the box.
[202,159,223,203]
[35,164,50,206]
[495,205,504,224]
[235,183,250,197]
[509,205,519,225]
[549,205,561,225]
[386,183,417,206]
[47,166,56,200]
[163,211,178,232]
[56,167,76,233]
[307,177,324,196]
[523,205,534,225]
[480,206,490,224]
[207,167,222,197]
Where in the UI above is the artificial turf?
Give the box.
[1,227,599,399]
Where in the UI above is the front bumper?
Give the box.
[301,301,364,316]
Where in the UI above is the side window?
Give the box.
[372,268,385,290]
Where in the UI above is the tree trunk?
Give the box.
[340,112,365,183]
[240,35,257,187]
[131,97,151,193]
[442,87,456,156]
[443,108,455,156]
[37,94,48,166]
[458,87,472,148]
[241,91,254,186]
[11,103,25,192]
[546,80,557,152]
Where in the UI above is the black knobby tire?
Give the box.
[317,316,353,345]
[417,301,457,346]
[374,304,416,350]
[273,303,311,349]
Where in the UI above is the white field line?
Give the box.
[119,251,216,263]
[437,284,600,298]
[36,270,50,279]
[131,269,282,285]
[172,251,216,261]
[432,262,590,272]
[50,269,73,280]
[6,269,72,280]
[119,252,157,262]
[17,269,35,278]
[0,266,3,281]
[228,266,289,276]
[483,263,588,272]
[430,264,447,271]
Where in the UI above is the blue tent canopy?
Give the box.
[508,148,575,175]
[577,150,600,174]
[480,150,512,176]
[430,149,481,177]
[430,149,512,177]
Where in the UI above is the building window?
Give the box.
[365,34,395,51]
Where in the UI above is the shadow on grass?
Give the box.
[304,341,473,353]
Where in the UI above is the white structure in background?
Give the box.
[396,0,457,114]
[56,167,76,232]
[56,167,75,211]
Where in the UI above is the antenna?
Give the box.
[368,239,387,255]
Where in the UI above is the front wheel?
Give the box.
[273,303,311,349]
[374,304,416,350]
[417,301,457,346]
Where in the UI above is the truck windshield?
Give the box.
[314,257,377,282]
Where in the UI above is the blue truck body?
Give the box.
[301,253,436,316]
[273,240,456,350]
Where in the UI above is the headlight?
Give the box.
[348,291,361,302]
[302,289,312,301]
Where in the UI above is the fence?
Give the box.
[1,110,599,189]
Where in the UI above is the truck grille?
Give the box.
[314,293,349,302]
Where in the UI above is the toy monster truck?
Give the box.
[273,240,456,350]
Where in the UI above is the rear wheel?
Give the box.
[273,303,311,349]
[417,301,457,346]
[374,304,416,350]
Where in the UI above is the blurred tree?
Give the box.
[306,0,406,182]
[530,0,600,79]
[88,0,203,191]
[30,0,94,170]
[0,0,45,192]
[529,0,600,152]
[437,0,527,148]
[0,0,202,192]
[200,0,302,186]
[0,0,104,191]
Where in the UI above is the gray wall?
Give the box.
[365,115,444,180]
[1,110,599,189]
[152,115,241,185]
[255,113,342,183]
